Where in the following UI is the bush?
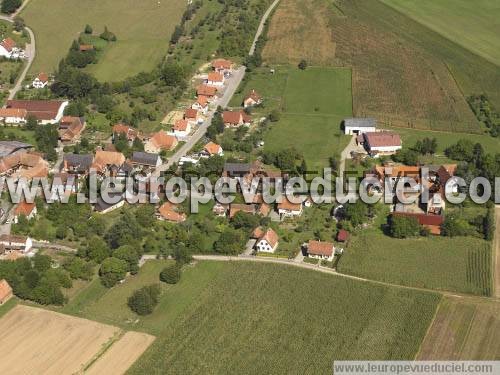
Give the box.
[1,0,22,14]
[298,59,308,70]
[84,24,93,34]
[160,263,181,284]
[388,215,421,238]
[99,257,127,288]
[100,26,117,41]
[127,284,160,315]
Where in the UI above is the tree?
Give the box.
[441,215,474,237]
[84,24,93,34]
[100,26,117,41]
[298,59,308,70]
[34,124,59,161]
[173,244,192,265]
[160,63,186,86]
[113,245,140,274]
[170,25,184,44]
[127,284,160,315]
[135,204,155,228]
[159,263,181,284]
[1,0,22,14]
[214,228,245,255]
[33,254,51,273]
[99,257,127,288]
[83,235,110,263]
[231,211,259,232]
[388,215,421,238]
[24,115,38,130]
[63,257,93,280]
[344,200,369,227]
[13,16,25,32]
[268,110,281,122]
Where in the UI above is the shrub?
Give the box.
[388,215,421,238]
[128,284,160,315]
[160,263,181,284]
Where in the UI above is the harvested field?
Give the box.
[417,297,500,360]
[0,305,119,374]
[262,0,337,65]
[86,331,155,375]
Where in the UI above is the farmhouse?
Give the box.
[12,202,37,224]
[252,227,279,253]
[243,90,263,108]
[5,100,69,124]
[0,234,33,253]
[92,151,126,173]
[229,203,256,219]
[130,151,161,169]
[0,152,48,179]
[61,153,93,175]
[361,132,402,156]
[206,72,224,87]
[58,116,85,144]
[145,131,178,153]
[0,279,12,304]
[0,108,28,124]
[277,198,303,218]
[223,111,251,127]
[157,202,186,222]
[223,162,252,178]
[197,85,218,98]
[202,142,223,157]
[32,72,49,89]
[212,58,233,73]
[343,118,377,135]
[0,38,19,59]
[307,240,335,261]
[170,119,191,138]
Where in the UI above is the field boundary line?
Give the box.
[414,295,444,360]
[457,306,478,358]
[82,329,125,372]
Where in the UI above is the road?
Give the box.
[0,4,36,101]
[249,0,280,56]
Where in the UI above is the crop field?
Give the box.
[0,305,120,374]
[382,0,500,67]
[338,218,492,296]
[262,0,337,65]
[129,262,440,373]
[21,0,186,81]
[259,66,352,169]
[417,297,500,360]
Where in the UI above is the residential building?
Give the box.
[0,152,48,179]
[61,153,93,175]
[343,118,377,135]
[252,227,279,253]
[392,212,444,235]
[277,198,303,218]
[112,123,139,143]
[0,108,28,124]
[206,72,224,87]
[243,90,263,108]
[94,193,125,214]
[58,116,85,144]
[0,141,32,157]
[202,142,223,157]
[0,279,13,304]
[32,72,49,89]
[229,203,256,219]
[185,108,202,125]
[12,202,37,224]
[157,202,186,222]
[192,95,209,114]
[196,85,218,98]
[212,58,233,73]
[0,234,33,253]
[170,119,191,138]
[307,240,335,261]
[130,151,162,169]
[5,100,69,124]
[0,38,19,59]
[223,111,251,127]
[92,150,126,176]
[145,131,178,153]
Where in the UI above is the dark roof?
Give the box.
[63,153,93,172]
[224,162,251,174]
[344,118,376,128]
[131,151,160,167]
[94,192,124,212]
[0,141,32,157]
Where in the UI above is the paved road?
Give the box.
[249,0,280,56]
[155,66,246,173]
[0,6,36,101]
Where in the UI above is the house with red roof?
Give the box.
[0,279,13,304]
[112,123,140,143]
[12,201,37,224]
[191,95,209,114]
[184,108,202,125]
[0,38,19,59]
[145,131,178,153]
[243,90,263,108]
[252,227,279,253]
[206,72,225,87]
[157,202,186,223]
[307,240,335,261]
[222,111,251,128]
[169,119,191,138]
[5,100,69,124]
[212,58,233,74]
[197,85,218,98]
[32,72,49,89]
[202,142,223,157]
[336,229,349,243]
[361,132,402,156]
[277,198,303,219]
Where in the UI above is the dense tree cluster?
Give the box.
[388,215,422,238]
[1,0,22,14]
[127,284,160,315]
[467,94,500,137]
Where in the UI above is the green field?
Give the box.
[382,0,500,67]
[338,213,492,296]
[126,261,439,373]
[255,66,352,170]
[21,0,186,81]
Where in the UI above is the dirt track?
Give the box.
[86,331,155,375]
[0,305,119,374]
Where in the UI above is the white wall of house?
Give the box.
[368,145,402,154]
[255,239,277,253]
[278,207,303,218]
[344,126,376,135]
[1,116,25,125]
[32,79,48,89]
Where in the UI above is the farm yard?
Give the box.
[338,210,492,296]
[128,262,440,373]
[20,0,186,81]
[382,0,500,67]
[0,305,154,374]
[417,297,500,360]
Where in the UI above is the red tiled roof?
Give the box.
[37,72,48,83]
[204,142,221,155]
[308,240,334,257]
[149,131,177,151]
[245,89,262,102]
[0,108,27,118]
[0,279,12,302]
[212,59,233,70]
[1,38,16,52]
[158,202,186,222]
[364,132,401,148]
[229,204,255,218]
[207,72,223,82]
[278,198,302,212]
[6,100,66,121]
[184,108,198,119]
[173,119,189,131]
[14,202,35,217]
[337,229,349,242]
[197,85,218,97]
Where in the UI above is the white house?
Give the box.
[307,240,335,261]
[12,202,37,224]
[0,38,19,59]
[362,132,402,156]
[4,100,69,125]
[185,109,203,125]
[202,142,223,157]
[343,118,377,135]
[0,108,27,124]
[277,199,303,219]
[243,90,263,108]
[169,119,191,139]
[206,72,224,87]
[32,73,49,89]
[252,227,279,253]
[0,234,33,253]
[191,96,209,114]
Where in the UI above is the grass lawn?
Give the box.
[21,0,186,81]
[0,126,36,144]
[338,212,492,296]
[382,0,500,67]
[129,262,440,373]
